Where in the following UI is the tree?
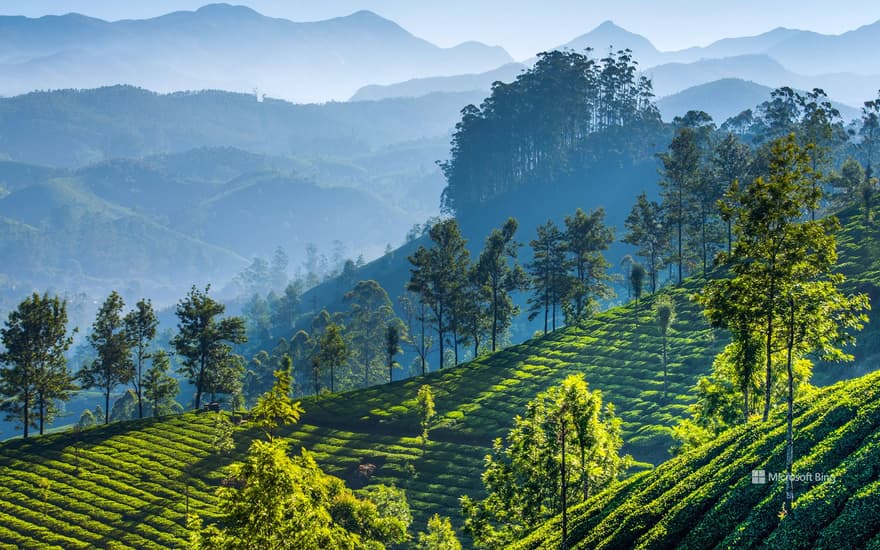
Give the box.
[123,298,158,419]
[344,280,396,388]
[0,293,75,437]
[143,350,179,417]
[385,324,402,384]
[654,296,676,397]
[250,355,304,438]
[317,324,347,394]
[78,408,96,428]
[659,127,701,283]
[629,263,646,307]
[564,208,614,322]
[416,384,435,445]
[171,285,246,410]
[859,92,880,175]
[712,133,753,254]
[407,219,471,369]
[623,193,666,292]
[474,218,528,351]
[81,291,134,425]
[400,292,433,376]
[416,515,462,550]
[269,245,289,290]
[189,439,409,549]
[527,220,568,334]
[461,374,629,548]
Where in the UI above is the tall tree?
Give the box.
[317,324,347,394]
[659,127,701,283]
[171,285,246,410]
[385,324,402,384]
[407,219,471,369]
[0,293,75,437]
[712,133,753,254]
[81,291,134,425]
[123,298,157,419]
[143,350,178,417]
[344,280,396,388]
[400,292,433,376]
[653,296,676,397]
[623,193,666,292]
[474,218,528,351]
[527,220,568,334]
[563,208,614,322]
[461,374,629,548]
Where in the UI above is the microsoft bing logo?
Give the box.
[751,470,767,484]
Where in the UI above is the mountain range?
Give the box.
[0,3,512,103]
[351,19,880,119]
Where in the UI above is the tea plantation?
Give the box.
[514,368,880,549]
[0,279,722,548]
[0,205,878,548]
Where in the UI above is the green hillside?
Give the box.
[514,368,880,549]
[1,206,877,548]
[0,281,719,549]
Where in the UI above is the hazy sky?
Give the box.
[5,1,880,59]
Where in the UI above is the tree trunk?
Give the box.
[105,385,110,425]
[437,303,445,370]
[763,282,775,422]
[331,363,335,393]
[743,382,750,424]
[492,280,499,352]
[561,419,568,550]
[785,299,795,512]
[137,355,144,419]
[23,392,30,439]
[38,392,45,435]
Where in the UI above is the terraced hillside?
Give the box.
[0,205,878,548]
[514,369,880,549]
[0,281,719,549]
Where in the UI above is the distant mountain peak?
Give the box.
[194,3,261,18]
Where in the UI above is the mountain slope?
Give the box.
[656,79,775,122]
[0,86,486,168]
[515,369,880,549]
[0,4,512,103]
[0,205,877,547]
[350,63,526,102]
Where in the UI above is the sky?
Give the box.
[4,1,880,60]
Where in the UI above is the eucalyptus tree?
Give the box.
[623,192,666,292]
[563,208,614,322]
[171,285,246,410]
[81,291,133,425]
[123,298,158,419]
[659,127,701,283]
[407,219,470,369]
[527,220,568,334]
[474,218,528,351]
[0,293,75,437]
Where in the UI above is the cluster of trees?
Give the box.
[240,279,408,402]
[462,374,629,548]
[623,89,880,292]
[440,49,661,217]
[405,211,616,371]
[0,285,246,437]
[190,361,460,549]
[672,134,869,514]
